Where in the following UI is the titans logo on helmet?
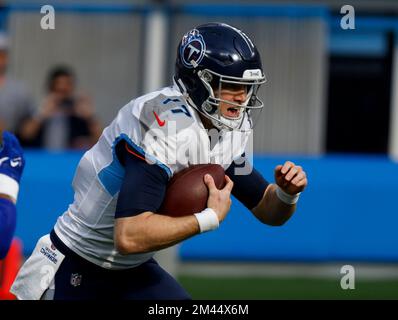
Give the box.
[180,29,206,69]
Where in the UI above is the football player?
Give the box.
[12,23,307,300]
[0,130,25,259]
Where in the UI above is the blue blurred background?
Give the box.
[1,0,398,299]
[17,152,398,262]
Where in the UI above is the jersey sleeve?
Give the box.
[225,155,270,210]
[0,131,25,183]
[115,142,169,218]
[130,94,196,177]
[0,132,25,201]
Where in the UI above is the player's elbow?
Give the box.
[115,241,131,255]
[115,233,147,255]
[115,234,129,255]
[114,212,156,255]
[114,223,150,255]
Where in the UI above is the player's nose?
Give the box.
[233,90,247,103]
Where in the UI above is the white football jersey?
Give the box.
[54,84,252,269]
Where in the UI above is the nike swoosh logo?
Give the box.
[0,157,9,166]
[10,157,22,167]
[153,111,166,127]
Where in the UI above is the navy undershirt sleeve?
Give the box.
[115,142,169,218]
[225,156,270,210]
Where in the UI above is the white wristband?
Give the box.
[275,185,300,205]
[194,208,219,233]
[0,173,19,202]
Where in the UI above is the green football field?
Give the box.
[178,276,398,300]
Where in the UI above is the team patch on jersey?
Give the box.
[180,29,206,69]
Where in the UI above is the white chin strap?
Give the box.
[210,111,244,130]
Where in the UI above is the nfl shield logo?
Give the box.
[70,273,82,287]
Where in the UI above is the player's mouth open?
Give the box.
[226,107,241,118]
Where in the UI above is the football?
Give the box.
[158,164,226,217]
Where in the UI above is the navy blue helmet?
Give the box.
[174,22,266,131]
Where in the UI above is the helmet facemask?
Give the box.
[197,69,266,131]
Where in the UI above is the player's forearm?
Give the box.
[251,184,296,226]
[114,212,200,255]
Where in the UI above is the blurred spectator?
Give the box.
[19,66,102,150]
[0,33,35,134]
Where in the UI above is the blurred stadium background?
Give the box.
[1,0,398,299]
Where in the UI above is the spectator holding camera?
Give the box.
[19,66,102,150]
[0,33,35,135]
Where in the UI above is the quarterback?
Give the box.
[12,23,307,300]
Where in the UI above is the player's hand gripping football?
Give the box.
[204,174,234,222]
[275,161,308,195]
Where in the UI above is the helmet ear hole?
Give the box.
[202,70,213,83]
[201,70,220,92]
[183,75,197,91]
[209,75,220,92]
[203,102,217,114]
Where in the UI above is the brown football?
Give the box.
[158,164,226,217]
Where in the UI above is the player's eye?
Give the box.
[222,83,247,92]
